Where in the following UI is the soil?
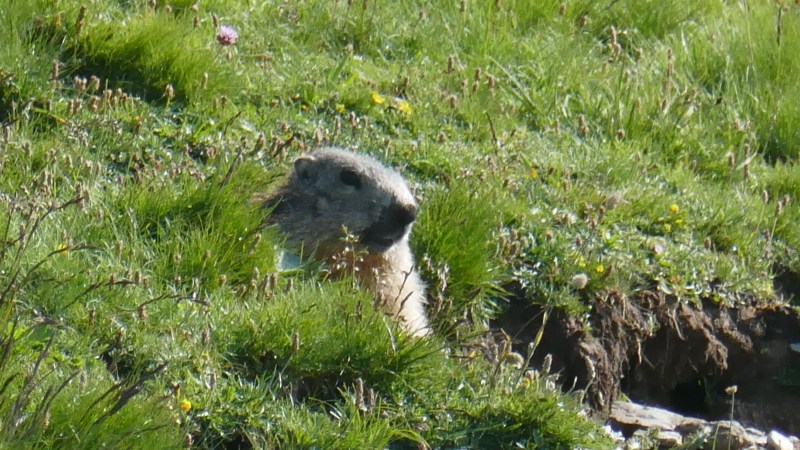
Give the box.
[496,287,800,436]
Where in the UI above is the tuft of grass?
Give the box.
[0,195,183,449]
[116,160,279,289]
[413,179,515,331]
[70,8,238,103]
[191,279,610,449]
[223,281,441,400]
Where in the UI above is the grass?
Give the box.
[1,0,800,447]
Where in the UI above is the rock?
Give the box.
[608,400,800,450]
[710,421,750,450]
[744,427,767,446]
[745,427,767,448]
[675,417,710,436]
[767,430,793,450]
[656,430,682,448]
[609,401,685,433]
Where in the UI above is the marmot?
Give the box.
[261,147,430,337]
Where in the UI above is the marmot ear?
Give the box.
[294,156,317,183]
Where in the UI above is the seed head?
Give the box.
[74,76,87,92]
[571,273,589,290]
[51,60,60,81]
[292,331,300,352]
[137,304,147,321]
[75,5,87,34]
[542,353,553,375]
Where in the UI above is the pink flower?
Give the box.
[216,25,238,46]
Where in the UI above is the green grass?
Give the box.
[2,0,800,447]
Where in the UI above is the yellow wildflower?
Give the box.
[179,399,192,412]
[669,204,679,214]
[370,92,386,105]
[393,98,412,117]
[594,264,605,274]
[335,103,346,114]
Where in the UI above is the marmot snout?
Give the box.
[362,201,417,252]
[262,147,430,336]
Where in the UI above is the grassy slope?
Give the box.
[1,0,799,448]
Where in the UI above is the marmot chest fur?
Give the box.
[262,147,429,337]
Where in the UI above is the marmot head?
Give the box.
[265,147,418,255]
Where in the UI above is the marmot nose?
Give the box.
[390,202,418,227]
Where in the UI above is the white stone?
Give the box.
[656,430,682,447]
[767,430,793,450]
[609,401,685,430]
[744,427,768,446]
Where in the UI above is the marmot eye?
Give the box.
[339,169,362,189]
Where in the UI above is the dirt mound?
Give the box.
[497,289,800,435]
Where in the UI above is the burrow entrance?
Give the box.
[496,288,800,435]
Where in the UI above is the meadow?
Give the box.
[1,0,799,448]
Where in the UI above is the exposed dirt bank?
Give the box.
[497,289,800,435]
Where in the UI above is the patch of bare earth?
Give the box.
[497,288,800,436]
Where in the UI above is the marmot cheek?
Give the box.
[315,197,330,212]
